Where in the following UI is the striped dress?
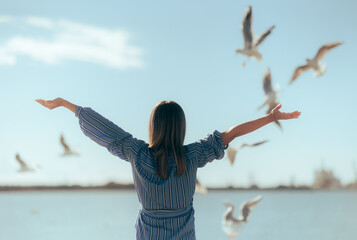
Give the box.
[75,106,227,240]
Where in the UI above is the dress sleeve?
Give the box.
[186,130,228,168]
[75,106,146,162]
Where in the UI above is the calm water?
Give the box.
[1,190,356,240]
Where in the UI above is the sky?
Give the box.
[0,0,356,188]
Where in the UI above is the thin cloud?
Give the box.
[26,16,55,29]
[0,16,144,69]
[0,15,11,24]
[0,50,16,65]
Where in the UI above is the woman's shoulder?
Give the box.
[183,131,227,167]
[184,131,224,150]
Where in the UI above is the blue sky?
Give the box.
[0,0,356,187]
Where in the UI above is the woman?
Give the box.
[36,98,300,239]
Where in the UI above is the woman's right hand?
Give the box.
[35,98,64,110]
[270,104,301,120]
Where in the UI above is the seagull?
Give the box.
[227,140,268,166]
[15,153,36,172]
[290,41,343,84]
[258,68,282,129]
[222,196,262,238]
[60,134,79,156]
[195,178,208,195]
[31,208,40,215]
[236,6,275,63]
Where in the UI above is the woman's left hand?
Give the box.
[35,98,64,110]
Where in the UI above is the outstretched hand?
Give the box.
[270,104,301,120]
[35,98,64,110]
[36,97,77,113]
[35,98,77,113]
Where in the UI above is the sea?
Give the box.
[1,190,356,240]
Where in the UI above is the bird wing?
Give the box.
[241,140,269,148]
[254,25,275,47]
[15,154,27,168]
[223,201,236,221]
[314,41,343,62]
[274,120,282,130]
[266,104,283,130]
[60,135,70,152]
[227,147,238,166]
[266,100,279,114]
[240,196,262,222]
[196,178,203,189]
[242,6,253,49]
[195,178,208,194]
[289,64,311,84]
[263,68,273,95]
[250,140,269,147]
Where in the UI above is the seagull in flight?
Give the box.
[60,134,79,156]
[195,178,208,195]
[227,140,268,166]
[290,41,343,84]
[236,6,275,63]
[258,68,282,129]
[222,196,262,238]
[15,153,37,172]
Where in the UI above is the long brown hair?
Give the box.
[149,101,186,179]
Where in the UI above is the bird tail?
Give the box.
[235,49,242,54]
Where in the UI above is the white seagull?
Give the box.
[236,6,275,63]
[15,153,37,172]
[227,140,268,166]
[60,134,79,156]
[258,68,282,129]
[290,41,343,84]
[195,178,208,195]
[222,196,262,238]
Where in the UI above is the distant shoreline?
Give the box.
[0,182,355,192]
[0,182,135,192]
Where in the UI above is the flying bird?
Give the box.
[258,68,282,129]
[290,41,343,84]
[195,178,208,195]
[60,134,79,156]
[222,196,262,238]
[15,153,37,172]
[227,140,268,166]
[236,6,275,63]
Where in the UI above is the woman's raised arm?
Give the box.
[220,104,301,146]
[35,97,146,162]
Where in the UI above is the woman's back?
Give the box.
[75,106,226,239]
[128,130,225,212]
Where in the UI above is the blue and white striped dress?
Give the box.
[75,106,227,240]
